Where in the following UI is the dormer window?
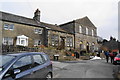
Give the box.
[34,28,42,34]
[4,23,14,30]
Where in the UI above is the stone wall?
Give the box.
[75,33,98,52]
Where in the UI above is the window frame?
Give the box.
[3,55,32,79]
[4,23,14,30]
[34,40,41,46]
[51,35,59,46]
[12,55,32,69]
[3,37,13,45]
[34,28,43,34]
[32,54,45,67]
[66,37,73,47]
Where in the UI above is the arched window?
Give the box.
[86,27,88,35]
[79,26,82,33]
[92,29,94,36]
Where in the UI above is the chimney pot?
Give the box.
[33,9,40,22]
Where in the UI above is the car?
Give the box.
[0,52,53,80]
[113,53,120,65]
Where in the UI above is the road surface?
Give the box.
[53,59,115,78]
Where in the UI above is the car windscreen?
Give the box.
[0,55,15,71]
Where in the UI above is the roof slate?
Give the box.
[0,11,67,33]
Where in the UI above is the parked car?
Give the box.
[0,52,53,80]
[113,53,120,65]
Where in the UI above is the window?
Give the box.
[4,23,14,30]
[42,54,49,62]
[13,56,32,69]
[4,24,9,30]
[3,37,13,45]
[34,28,42,34]
[9,24,14,30]
[86,27,88,35]
[79,26,82,33]
[51,35,59,46]
[34,40,41,46]
[66,37,73,47]
[3,56,32,79]
[33,55,44,66]
[92,29,94,36]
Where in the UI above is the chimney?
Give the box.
[33,9,40,22]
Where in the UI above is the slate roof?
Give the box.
[40,22,67,32]
[0,11,41,27]
[0,11,67,33]
[60,16,96,29]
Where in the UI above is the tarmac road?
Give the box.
[52,59,115,78]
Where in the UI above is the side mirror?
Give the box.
[14,69,21,74]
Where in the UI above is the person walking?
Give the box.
[109,51,114,63]
[104,51,109,63]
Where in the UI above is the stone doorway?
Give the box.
[60,37,65,49]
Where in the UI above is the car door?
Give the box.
[42,54,52,74]
[29,54,47,78]
[3,55,33,80]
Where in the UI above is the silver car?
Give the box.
[0,52,53,80]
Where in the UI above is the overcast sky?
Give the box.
[0,0,119,40]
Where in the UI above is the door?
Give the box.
[3,55,33,80]
[30,54,47,78]
[60,37,65,49]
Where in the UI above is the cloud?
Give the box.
[0,0,118,40]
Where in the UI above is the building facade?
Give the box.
[60,17,98,52]
[0,9,74,51]
[0,9,98,52]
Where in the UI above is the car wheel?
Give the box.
[46,73,52,80]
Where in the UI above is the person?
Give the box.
[104,51,109,63]
[74,51,79,59]
[109,51,114,63]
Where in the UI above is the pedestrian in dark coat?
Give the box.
[104,51,109,63]
[74,51,79,59]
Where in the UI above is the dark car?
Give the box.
[0,52,53,80]
[113,53,120,65]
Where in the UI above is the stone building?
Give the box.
[41,22,74,50]
[0,9,74,50]
[60,16,98,53]
[1,9,45,47]
[0,9,98,52]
